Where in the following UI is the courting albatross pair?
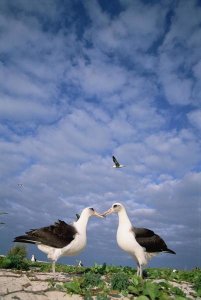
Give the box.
[14,207,103,274]
[103,203,176,277]
[14,204,175,277]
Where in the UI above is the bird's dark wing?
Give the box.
[133,227,155,238]
[132,227,175,254]
[136,234,169,253]
[14,220,77,248]
[112,156,120,167]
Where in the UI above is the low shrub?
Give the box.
[110,272,130,291]
[0,254,29,270]
[81,272,102,288]
[7,244,27,259]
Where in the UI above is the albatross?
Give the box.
[14,207,103,273]
[103,203,176,277]
[112,156,125,168]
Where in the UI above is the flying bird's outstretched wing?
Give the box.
[14,220,77,248]
[112,156,120,167]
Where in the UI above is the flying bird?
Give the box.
[14,207,103,274]
[17,183,24,188]
[112,156,125,168]
[102,203,176,277]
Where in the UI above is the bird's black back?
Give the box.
[14,220,77,248]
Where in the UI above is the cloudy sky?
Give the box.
[0,0,201,270]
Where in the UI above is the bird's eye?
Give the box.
[89,207,94,211]
[113,205,118,208]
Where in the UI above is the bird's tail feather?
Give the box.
[13,235,37,245]
[166,248,176,254]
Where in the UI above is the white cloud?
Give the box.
[0,94,58,122]
[163,0,201,43]
[160,72,193,105]
[0,65,44,98]
[143,172,201,227]
[126,102,165,130]
[85,0,167,54]
[158,0,201,106]
[69,57,127,96]
[187,109,201,130]
[144,130,200,174]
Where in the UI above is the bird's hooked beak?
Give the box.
[93,211,105,218]
[102,207,113,217]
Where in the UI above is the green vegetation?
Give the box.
[7,244,27,258]
[0,244,29,270]
[53,266,200,299]
[110,271,130,291]
[0,256,200,299]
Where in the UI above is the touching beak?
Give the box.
[102,207,113,217]
[93,211,104,218]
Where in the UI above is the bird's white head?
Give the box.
[102,203,124,216]
[81,207,104,218]
[75,207,103,231]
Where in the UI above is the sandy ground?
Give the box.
[0,269,82,300]
[0,269,199,300]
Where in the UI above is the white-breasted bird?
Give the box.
[31,254,36,262]
[102,203,176,277]
[112,156,125,168]
[14,207,103,274]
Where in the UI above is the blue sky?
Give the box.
[0,0,201,269]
